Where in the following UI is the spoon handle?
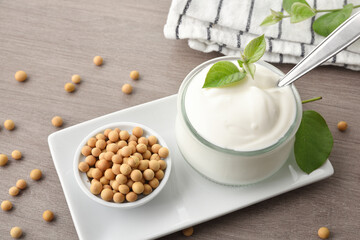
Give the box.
[278,10,360,87]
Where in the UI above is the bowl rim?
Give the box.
[73,122,172,209]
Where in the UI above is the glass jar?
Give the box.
[175,56,303,185]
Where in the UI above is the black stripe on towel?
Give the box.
[218,43,226,53]
[332,55,337,63]
[237,30,243,48]
[214,0,223,24]
[279,53,283,63]
[300,43,305,57]
[245,0,256,32]
[207,0,224,41]
[207,23,213,41]
[268,37,274,52]
[175,0,193,39]
[277,8,284,39]
[310,0,317,44]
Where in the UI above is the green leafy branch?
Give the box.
[202,35,266,88]
[261,0,359,36]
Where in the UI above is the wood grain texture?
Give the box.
[0,0,359,239]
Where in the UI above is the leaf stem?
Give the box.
[302,96,322,104]
[315,5,360,13]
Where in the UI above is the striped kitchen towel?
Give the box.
[164,0,360,70]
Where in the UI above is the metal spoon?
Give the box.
[278,10,360,87]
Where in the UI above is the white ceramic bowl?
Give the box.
[73,122,171,208]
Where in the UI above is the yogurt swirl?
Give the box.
[185,61,297,151]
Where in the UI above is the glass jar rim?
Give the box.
[178,56,303,156]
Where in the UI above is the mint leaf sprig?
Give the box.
[261,0,359,37]
[241,34,266,79]
[202,35,266,88]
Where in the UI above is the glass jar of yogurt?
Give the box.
[175,56,302,185]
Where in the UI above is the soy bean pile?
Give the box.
[78,126,169,203]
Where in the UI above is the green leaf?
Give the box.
[202,61,247,88]
[237,60,244,68]
[283,0,310,14]
[248,63,256,79]
[243,62,256,79]
[313,4,353,37]
[260,14,282,26]
[294,110,333,174]
[271,9,282,17]
[243,35,266,63]
[290,3,315,23]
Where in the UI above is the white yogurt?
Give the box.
[185,61,296,151]
[176,57,302,185]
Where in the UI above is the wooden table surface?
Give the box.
[0,1,359,239]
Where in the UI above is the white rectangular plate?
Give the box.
[48,95,334,240]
